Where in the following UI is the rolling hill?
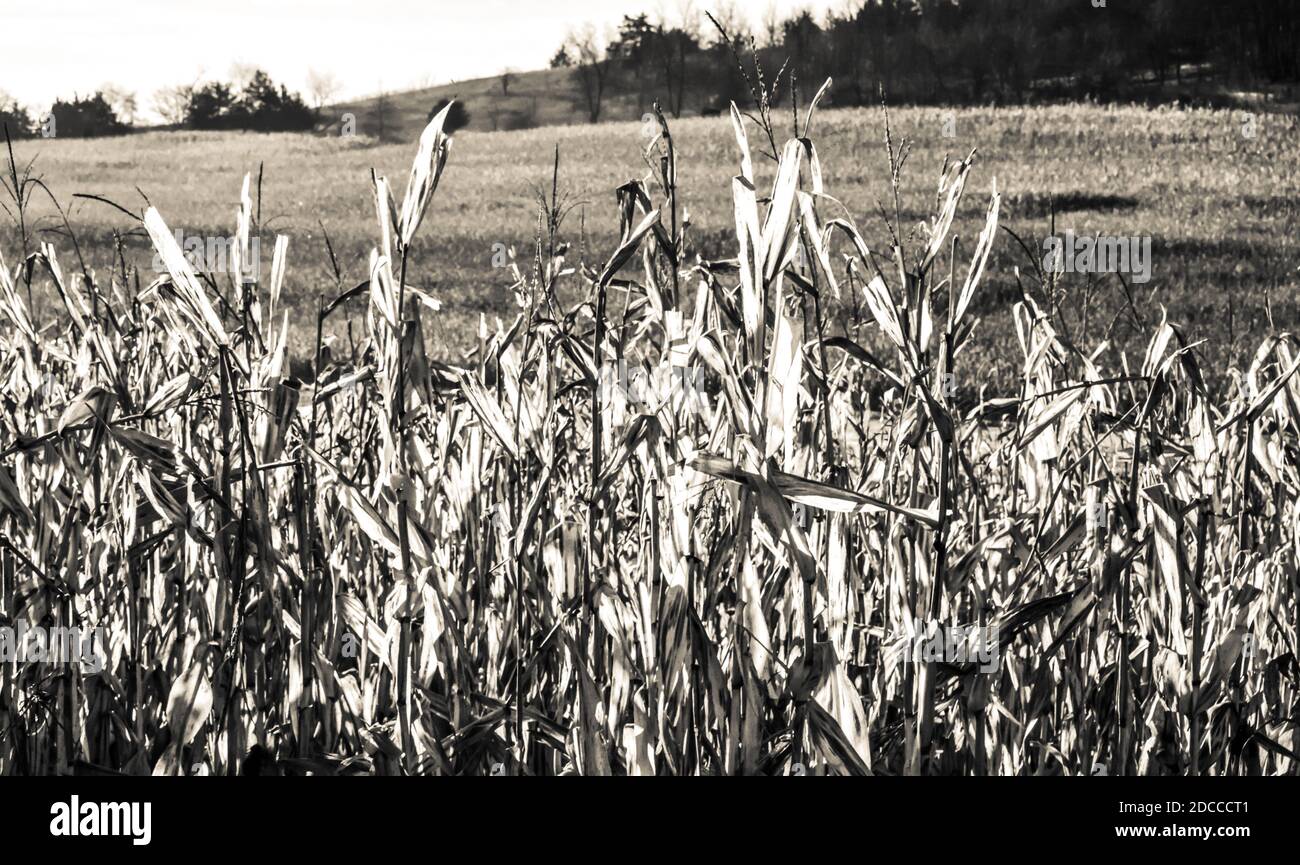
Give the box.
[322,65,703,142]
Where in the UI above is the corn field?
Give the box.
[1,94,1297,777]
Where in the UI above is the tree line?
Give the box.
[555,0,1300,123]
[1,68,339,139]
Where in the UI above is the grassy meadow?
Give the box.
[6,103,1298,395]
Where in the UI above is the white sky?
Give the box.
[1,0,847,121]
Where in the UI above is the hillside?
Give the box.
[323,65,695,142]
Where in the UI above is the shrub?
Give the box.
[0,99,36,139]
[427,97,470,133]
[47,92,129,137]
[185,82,241,130]
[185,71,315,132]
[239,71,316,132]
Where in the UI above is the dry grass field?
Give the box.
[1,96,1298,775]
[5,102,1298,395]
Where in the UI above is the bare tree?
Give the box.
[567,25,613,123]
[520,95,539,128]
[652,19,696,118]
[761,1,782,48]
[152,84,193,126]
[675,0,702,43]
[228,62,259,91]
[367,83,396,142]
[374,90,392,142]
[708,0,749,48]
[99,83,138,126]
[306,69,342,114]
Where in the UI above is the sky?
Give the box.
[1,0,847,121]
